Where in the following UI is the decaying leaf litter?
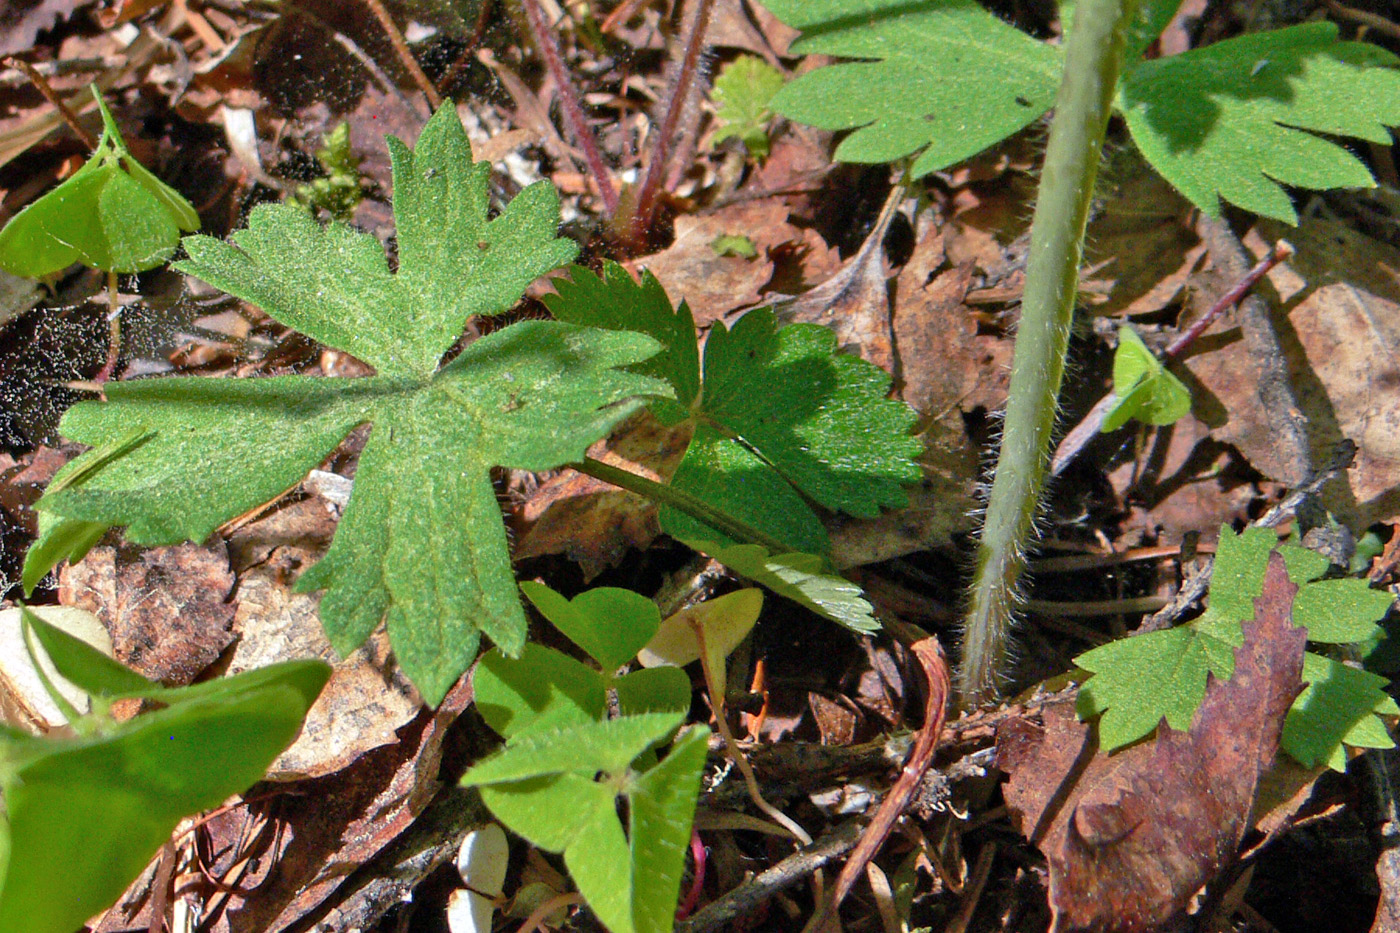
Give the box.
[1,1,1400,931]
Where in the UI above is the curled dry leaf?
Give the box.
[998,553,1306,933]
[58,541,235,684]
[1184,218,1400,526]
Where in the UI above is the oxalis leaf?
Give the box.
[465,686,706,933]
[0,88,198,277]
[28,105,668,705]
[1100,325,1190,432]
[0,611,329,933]
[1076,526,1397,770]
[765,3,1400,222]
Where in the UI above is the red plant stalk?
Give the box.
[517,0,620,214]
[624,0,715,247]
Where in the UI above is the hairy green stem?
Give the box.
[572,455,794,555]
[960,0,1138,706]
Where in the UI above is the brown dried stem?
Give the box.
[802,637,950,932]
[4,56,97,148]
[361,0,444,109]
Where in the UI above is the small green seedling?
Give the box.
[468,582,709,933]
[0,609,329,933]
[710,56,787,160]
[0,87,198,278]
[295,122,366,222]
[1100,325,1191,432]
[1076,526,1397,770]
[710,233,757,258]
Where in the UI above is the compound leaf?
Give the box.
[1120,22,1400,222]
[1076,526,1395,768]
[1101,326,1191,432]
[521,581,663,670]
[31,106,667,706]
[547,262,921,558]
[763,0,1062,178]
[0,89,197,277]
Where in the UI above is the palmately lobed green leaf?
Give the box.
[178,103,579,377]
[1077,526,1396,768]
[1120,22,1400,223]
[666,308,922,550]
[33,105,672,706]
[546,263,700,419]
[763,0,1062,177]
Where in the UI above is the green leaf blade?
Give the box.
[1121,22,1400,222]
[390,105,580,366]
[0,661,327,933]
[461,712,685,785]
[765,0,1062,177]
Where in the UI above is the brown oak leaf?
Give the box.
[999,553,1306,933]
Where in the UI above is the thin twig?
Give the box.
[1327,0,1400,40]
[4,56,97,148]
[693,619,814,848]
[361,0,444,109]
[436,0,495,94]
[1201,217,1313,484]
[625,0,715,246]
[518,0,619,214]
[802,637,949,933]
[516,892,583,933]
[1050,239,1295,477]
[676,822,865,933]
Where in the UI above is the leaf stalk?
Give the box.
[960,0,1139,705]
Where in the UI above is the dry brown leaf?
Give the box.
[779,199,895,372]
[999,554,1306,933]
[1087,165,1205,319]
[514,411,690,576]
[59,541,236,684]
[1184,218,1400,526]
[631,201,800,325]
[225,499,418,780]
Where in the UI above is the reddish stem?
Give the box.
[518,0,620,214]
[1163,239,1295,359]
[677,830,708,919]
[624,0,715,247]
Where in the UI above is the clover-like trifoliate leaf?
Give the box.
[0,89,198,277]
[1076,526,1396,769]
[762,0,1062,178]
[0,632,328,933]
[31,106,667,706]
[1120,22,1400,223]
[547,262,922,557]
[1101,325,1190,432]
[463,718,708,933]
